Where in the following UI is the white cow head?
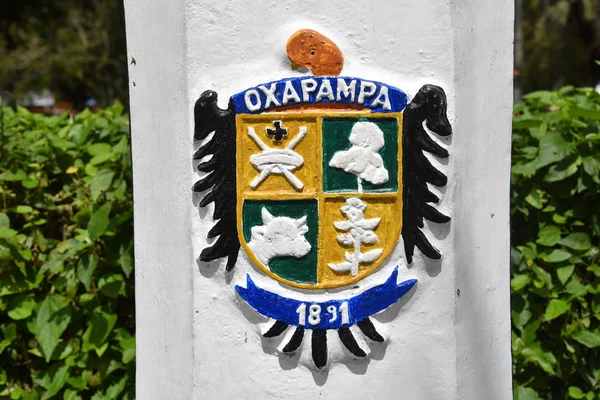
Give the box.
[247,208,311,266]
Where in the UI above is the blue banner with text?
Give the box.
[235,267,416,330]
[232,76,407,114]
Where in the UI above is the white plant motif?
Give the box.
[328,121,389,193]
[328,198,383,276]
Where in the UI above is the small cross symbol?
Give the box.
[266,121,288,143]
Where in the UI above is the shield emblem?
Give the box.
[236,110,402,289]
[193,27,453,370]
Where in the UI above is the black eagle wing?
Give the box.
[402,84,452,263]
[192,90,240,271]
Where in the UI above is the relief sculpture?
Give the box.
[193,28,453,370]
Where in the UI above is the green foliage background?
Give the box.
[0,103,134,399]
[512,88,600,399]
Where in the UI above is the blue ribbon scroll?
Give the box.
[236,267,416,330]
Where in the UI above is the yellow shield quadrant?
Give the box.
[237,110,402,289]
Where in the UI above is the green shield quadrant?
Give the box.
[322,117,399,193]
[242,199,318,284]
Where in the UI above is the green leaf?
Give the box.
[109,101,125,116]
[75,108,92,121]
[521,342,556,374]
[545,299,570,321]
[557,265,575,285]
[85,163,98,176]
[69,124,90,145]
[7,295,36,320]
[0,213,9,228]
[570,105,600,120]
[121,337,136,364]
[512,307,532,330]
[0,169,27,181]
[77,253,99,291]
[532,264,553,288]
[568,387,586,399]
[105,376,128,398]
[90,169,115,201]
[536,225,561,246]
[112,137,129,154]
[66,371,89,390]
[566,281,588,297]
[523,90,553,103]
[52,338,79,361]
[0,323,17,353]
[49,136,76,151]
[558,85,575,94]
[511,274,530,291]
[31,362,69,400]
[559,233,591,251]
[513,116,544,130]
[89,152,114,166]
[534,131,573,169]
[572,330,600,348]
[515,386,542,400]
[525,190,543,209]
[512,163,537,175]
[28,295,72,362]
[82,306,118,351]
[87,143,112,156]
[22,174,40,189]
[582,156,600,176]
[98,273,125,298]
[542,249,572,263]
[553,213,568,224]
[119,243,134,278]
[95,341,109,357]
[88,203,112,240]
[544,158,580,182]
[522,321,540,346]
[0,227,17,239]
[519,244,538,261]
[63,389,82,400]
[39,258,64,276]
[14,205,33,214]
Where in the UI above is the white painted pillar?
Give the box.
[125,1,514,399]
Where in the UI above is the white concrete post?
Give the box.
[125,1,514,399]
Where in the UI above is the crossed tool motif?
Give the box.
[248,121,307,190]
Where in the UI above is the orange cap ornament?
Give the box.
[286,29,344,76]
